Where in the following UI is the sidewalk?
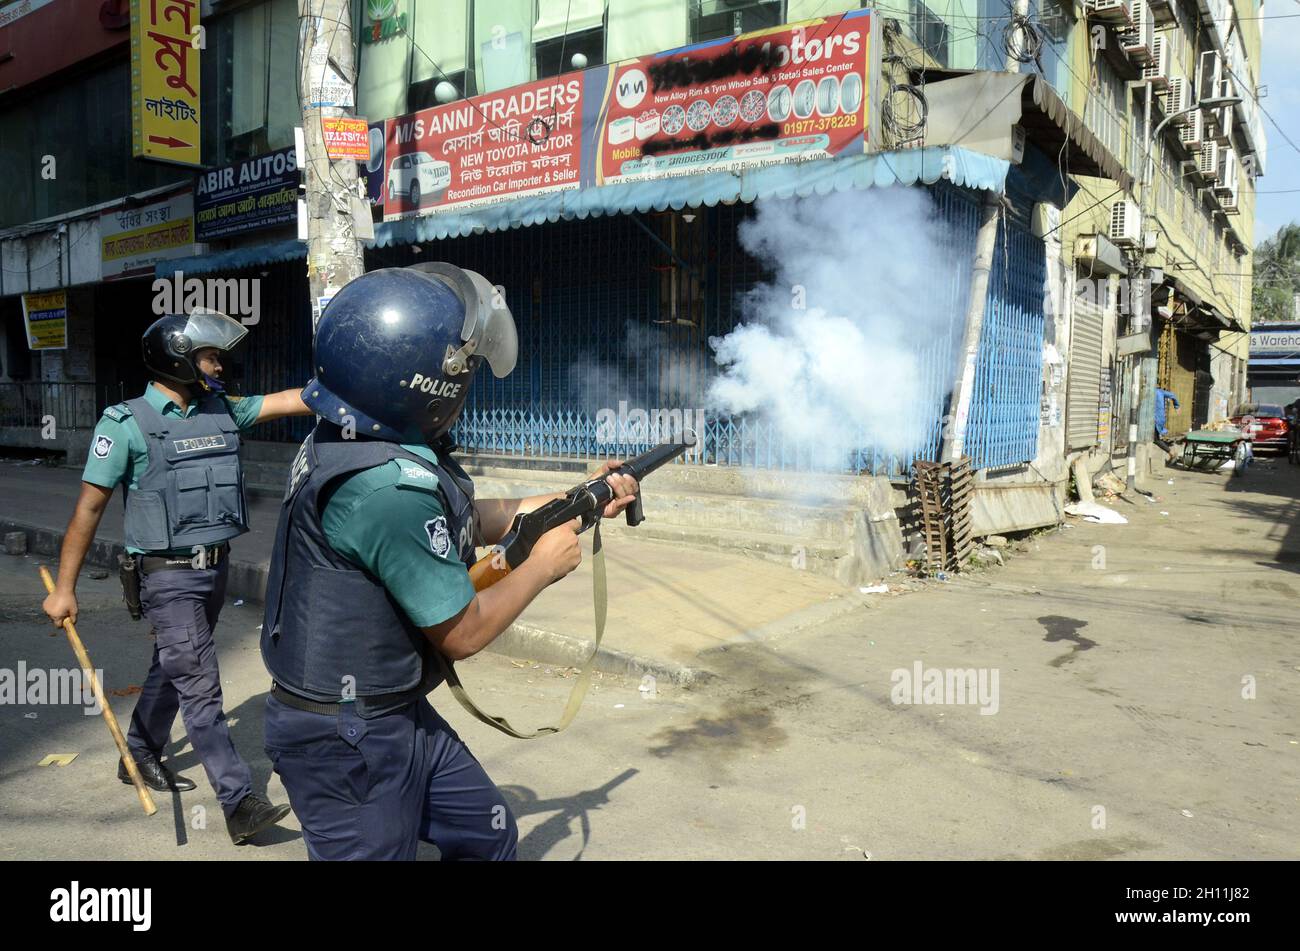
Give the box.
[0,460,855,684]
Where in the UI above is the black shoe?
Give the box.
[119,753,196,792]
[226,793,292,845]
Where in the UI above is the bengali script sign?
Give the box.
[195,147,298,241]
[382,73,584,221]
[100,192,196,279]
[21,290,67,350]
[131,0,201,166]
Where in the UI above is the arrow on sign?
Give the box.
[38,753,79,767]
[148,134,192,149]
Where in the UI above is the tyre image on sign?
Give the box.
[740,90,767,123]
[661,104,686,135]
[768,86,792,122]
[686,99,712,131]
[793,80,817,119]
[840,73,863,115]
[713,95,739,128]
[816,76,840,116]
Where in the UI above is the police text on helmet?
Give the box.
[405,374,462,398]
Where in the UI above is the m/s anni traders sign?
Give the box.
[131,0,201,166]
[381,11,874,220]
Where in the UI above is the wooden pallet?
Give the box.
[914,457,975,574]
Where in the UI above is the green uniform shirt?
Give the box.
[82,383,266,554]
[320,443,477,629]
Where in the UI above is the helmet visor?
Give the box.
[407,263,518,379]
[182,309,249,354]
[460,268,518,379]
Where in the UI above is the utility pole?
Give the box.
[941,0,1029,463]
[1124,81,1155,493]
[298,0,367,330]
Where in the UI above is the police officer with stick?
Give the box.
[42,309,312,844]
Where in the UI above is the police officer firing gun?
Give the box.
[42,309,314,845]
[259,264,640,860]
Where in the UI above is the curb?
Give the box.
[2,517,708,686]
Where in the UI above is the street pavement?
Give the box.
[0,454,1297,860]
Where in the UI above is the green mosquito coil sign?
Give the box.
[363,0,407,44]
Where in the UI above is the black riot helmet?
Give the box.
[304,264,518,443]
[141,309,249,385]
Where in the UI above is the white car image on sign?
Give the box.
[387,151,452,208]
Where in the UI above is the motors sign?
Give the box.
[596,11,874,185]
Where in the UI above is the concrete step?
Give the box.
[245,460,856,544]
[239,448,902,584]
[625,521,852,581]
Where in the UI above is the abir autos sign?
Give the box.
[194,147,299,241]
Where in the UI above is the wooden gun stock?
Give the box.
[469,552,512,592]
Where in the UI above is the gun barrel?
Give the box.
[619,431,696,481]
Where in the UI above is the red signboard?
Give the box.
[382,73,584,220]
[596,13,871,186]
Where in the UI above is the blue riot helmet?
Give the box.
[304,264,518,442]
[142,309,249,385]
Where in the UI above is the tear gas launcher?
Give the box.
[467,433,696,591]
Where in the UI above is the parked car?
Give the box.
[1230,403,1290,453]
[387,151,451,207]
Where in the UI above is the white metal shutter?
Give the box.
[1067,294,1105,449]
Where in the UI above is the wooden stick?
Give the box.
[38,565,156,817]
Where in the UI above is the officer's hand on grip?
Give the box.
[532,517,583,583]
[589,460,639,519]
[43,589,78,628]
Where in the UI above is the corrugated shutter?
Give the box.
[1067,294,1104,449]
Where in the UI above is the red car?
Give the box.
[1230,404,1290,453]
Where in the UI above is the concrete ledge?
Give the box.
[489,621,709,688]
[0,516,705,683]
[0,427,92,465]
[971,482,1066,536]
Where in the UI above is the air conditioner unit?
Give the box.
[1146,0,1173,20]
[1085,0,1134,27]
[1143,35,1169,88]
[1119,1,1154,63]
[1198,141,1220,181]
[1178,110,1204,148]
[1211,80,1235,144]
[1221,182,1240,214]
[1214,147,1238,194]
[1198,50,1222,103]
[1165,77,1191,122]
[1109,199,1142,247]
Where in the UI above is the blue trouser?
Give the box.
[126,560,253,816]
[264,694,518,861]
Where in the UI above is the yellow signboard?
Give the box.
[100,192,196,280]
[130,0,201,166]
[21,291,68,351]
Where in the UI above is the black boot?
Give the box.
[119,753,196,792]
[226,793,292,845]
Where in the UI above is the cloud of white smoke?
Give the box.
[707,186,959,471]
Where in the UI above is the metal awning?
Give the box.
[156,237,305,279]
[920,72,1134,192]
[371,146,1011,246]
[162,146,1012,272]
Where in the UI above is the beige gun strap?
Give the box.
[437,521,606,739]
